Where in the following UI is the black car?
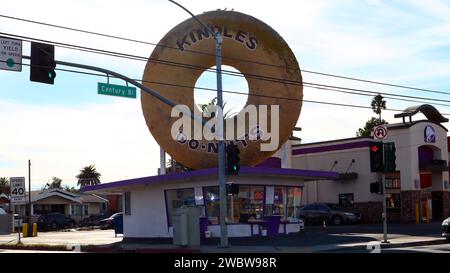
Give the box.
[297,203,361,225]
[80,214,107,227]
[37,213,76,231]
[99,212,123,230]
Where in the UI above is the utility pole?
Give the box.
[168,0,228,247]
[28,159,31,224]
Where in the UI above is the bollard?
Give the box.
[322,221,327,234]
[22,223,28,238]
[32,223,38,237]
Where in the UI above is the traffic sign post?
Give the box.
[0,36,22,72]
[10,177,26,204]
[10,177,25,244]
[369,124,390,244]
[373,125,387,140]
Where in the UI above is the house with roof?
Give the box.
[12,188,109,223]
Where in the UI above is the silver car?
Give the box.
[442,217,450,241]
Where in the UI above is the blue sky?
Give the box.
[0,0,449,189]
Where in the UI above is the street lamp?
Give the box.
[168,0,228,247]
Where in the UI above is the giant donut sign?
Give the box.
[141,10,303,169]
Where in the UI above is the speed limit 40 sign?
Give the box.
[10,177,26,204]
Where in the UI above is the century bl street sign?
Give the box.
[98,82,136,99]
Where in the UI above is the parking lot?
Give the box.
[0,229,122,247]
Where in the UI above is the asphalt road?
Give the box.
[123,221,444,248]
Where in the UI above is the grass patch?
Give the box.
[0,243,71,251]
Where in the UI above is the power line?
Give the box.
[5,59,450,116]
[1,13,449,96]
[2,31,450,106]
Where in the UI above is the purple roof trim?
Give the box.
[81,167,339,192]
[292,141,371,156]
[256,157,281,168]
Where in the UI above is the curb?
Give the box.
[379,238,448,249]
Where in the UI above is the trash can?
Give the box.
[199,216,208,240]
[113,214,123,237]
[172,206,203,246]
[264,216,281,236]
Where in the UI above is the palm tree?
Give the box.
[371,94,386,121]
[47,177,62,189]
[76,165,101,187]
[63,185,79,193]
[199,97,236,119]
[0,177,9,194]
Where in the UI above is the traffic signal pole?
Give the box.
[215,32,229,248]
[168,0,229,248]
[382,172,389,244]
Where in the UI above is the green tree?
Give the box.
[0,177,9,194]
[49,177,62,189]
[356,117,388,137]
[371,94,386,121]
[76,165,101,187]
[63,185,79,193]
[199,97,236,119]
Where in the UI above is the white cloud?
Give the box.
[0,99,160,189]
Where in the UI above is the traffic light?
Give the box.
[226,183,239,195]
[30,42,56,84]
[383,142,396,173]
[369,142,384,172]
[370,181,383,194]
[226,143,240,175]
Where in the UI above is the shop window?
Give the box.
[386,193,401,209]
[339,193,354,207]
[286,187,302,221]
[204,186,220,224]
[204,185,266,224]
[165,188,195,226]
[237,185,265,223]
[84,204,89,216]
[264,186,303,221]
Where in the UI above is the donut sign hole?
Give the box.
[194,65,249,119]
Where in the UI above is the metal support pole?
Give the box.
[28,160,31,224]
[381,173,389,244]
[215,32,228,247]
[160,147,166,175]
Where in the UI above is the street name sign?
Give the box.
[98,82,136,99]
[10,177,26,204]
[0,36,22,72]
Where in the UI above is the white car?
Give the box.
[0,208,6,214]
[442,217,450,241]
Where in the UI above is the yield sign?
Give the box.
[373,125,387,140]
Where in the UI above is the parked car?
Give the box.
[99,212,123,230]
[0,208,6,214]
[80,214,107,227]
[297,203,361,225]
[442,217,450,241]
[37,213,76,231]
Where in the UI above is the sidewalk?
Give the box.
[0,222,446,253]
[119,234,447,253]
